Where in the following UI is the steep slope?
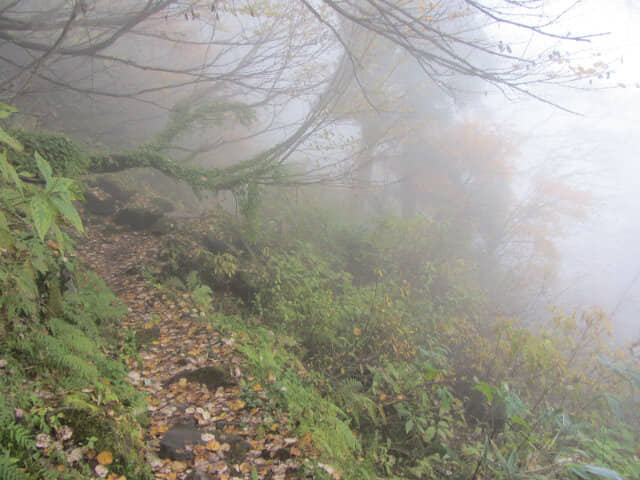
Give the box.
[75,220,323,480]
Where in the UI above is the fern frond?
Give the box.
[0,452,28,480]
[39,469,60,480]
[0,423,34,452]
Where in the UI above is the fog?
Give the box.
[485,0,640,341]
[1,0,639,341]
[4,2,640,478]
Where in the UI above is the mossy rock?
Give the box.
[114,206,163,230]
[149,217,178,236]
[150,196,175,213]
[95,175,134,203]
[159,421,204,461]
[59,408,152,479]
[84,188,119,216]
[159,421,250,464]
[164,366,236,390]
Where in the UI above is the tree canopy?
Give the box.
[0,0,606,190]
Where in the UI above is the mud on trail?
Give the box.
[75,222,314,480]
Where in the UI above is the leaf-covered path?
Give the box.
[76,222,313,480]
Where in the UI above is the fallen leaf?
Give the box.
[35,433,52,449]
[67,447,85,464]
[206,439,221,451]
[95,464,109,478]
[97,450,113,465]
[56,425,73,441]
[150,425,169,436]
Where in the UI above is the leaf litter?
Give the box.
[76,220,323,480]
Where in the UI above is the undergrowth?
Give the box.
[0,109,151,480]
[167,191,640,480]
[3,107,639,480]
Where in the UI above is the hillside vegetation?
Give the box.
[1,119,639,480]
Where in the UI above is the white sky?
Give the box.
[486,0,640,339]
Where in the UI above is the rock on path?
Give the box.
[76,223,313,480]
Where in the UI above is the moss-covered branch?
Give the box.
[154,97,255,149]
[7,129,285,194]
[89,144,282,193]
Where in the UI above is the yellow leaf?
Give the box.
[97,450,113,465]
[252,384,262,392]
[206,439,221,451]
[353,327,361,336]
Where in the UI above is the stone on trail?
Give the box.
[164,366,236,391]
[159,422,204,461]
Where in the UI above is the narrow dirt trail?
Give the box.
[76,222,310,480]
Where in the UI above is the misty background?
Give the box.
[4,2,640,478]
[2,0,639,342]
[487,0,640,341]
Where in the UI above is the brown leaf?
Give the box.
[97,450,113,465]
[206,439,221,451]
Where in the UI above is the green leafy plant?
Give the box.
[160,190,639,480]
[212,252,238,279]
[8,129,89,178]
[0,105,152,479]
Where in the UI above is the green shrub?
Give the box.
[0,106,151,479]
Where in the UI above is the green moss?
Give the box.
[60,408,152,479]
[8,129,89,178]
